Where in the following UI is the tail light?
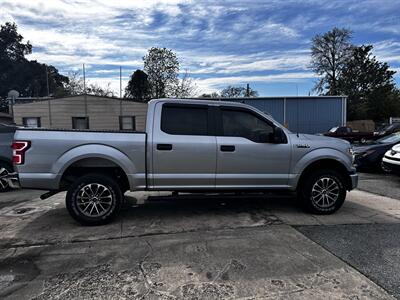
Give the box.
[12,141,31,165]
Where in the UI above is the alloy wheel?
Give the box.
[0,167,10,191]
[311,177,340,208]
[76,183,114,217]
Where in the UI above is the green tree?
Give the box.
[125,69,151,101]
[310,27,353,95]
[143,47,179,98]
[0,22,68,101]
[337,45,398,121]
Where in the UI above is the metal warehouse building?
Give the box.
[11,95,346,134]
[226,96,347,134]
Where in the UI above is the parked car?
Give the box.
[375,123,400,138]
[0,124,16,192]
[323,126,377,144]
[11,99,358,225]
[382,144,400,174]
[353,133,400,171]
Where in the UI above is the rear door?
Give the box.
[215,106,291,188]
[151,102,217,189]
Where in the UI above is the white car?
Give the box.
[382,144,400,173]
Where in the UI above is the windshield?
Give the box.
[377,132,400,143]
[329,127,338,133]
[381,123,400,132]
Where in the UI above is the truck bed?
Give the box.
[14,128,147,190]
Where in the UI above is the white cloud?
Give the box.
[195,72,315,94]
[1,0,399,95]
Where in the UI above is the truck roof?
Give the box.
[149,98,253,108]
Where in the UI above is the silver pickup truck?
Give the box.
[13,99,358,225]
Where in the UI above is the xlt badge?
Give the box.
[296,144,310,148]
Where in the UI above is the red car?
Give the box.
[323,126,377,144]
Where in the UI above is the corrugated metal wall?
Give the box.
[228,96,345,134]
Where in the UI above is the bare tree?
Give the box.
[63,71,84,95]
[87,82,114,97]
[200,92,220,98]
[310,27,353,95]
[64,71,114,97]
[171,70,198,98]
[220,85,258,98]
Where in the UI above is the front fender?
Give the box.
[293,148,353,176]
[53,144,137,187]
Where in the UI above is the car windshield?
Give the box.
[329,127,338,133]
[377,132,400,143]
[382,123,400,132]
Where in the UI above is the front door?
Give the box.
[215,106,291,189]
[151,102,217,189]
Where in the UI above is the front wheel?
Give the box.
[299,169,346,214]
[66,174,123,225]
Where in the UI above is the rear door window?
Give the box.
[161,105,208,135]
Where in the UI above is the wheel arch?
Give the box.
[297,159,352,191]
[56,145,135,191]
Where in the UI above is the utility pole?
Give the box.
[120,66,122,99]
[46,66,50,96]
[46,66,52,126]
[246,83,250,97]
[119,66,123,117]
[83,64,88,117]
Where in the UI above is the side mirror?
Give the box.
[273,127,286,144]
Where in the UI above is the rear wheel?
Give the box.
[299,169,346,214]
[0,163,13,192]
[66,174,122,225]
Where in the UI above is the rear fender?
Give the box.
[54,144,137,189]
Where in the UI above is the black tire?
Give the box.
[0,162,13,193]
[299,169,346,214]
[66,174,122,225]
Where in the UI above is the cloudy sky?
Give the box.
[1,0,399,96]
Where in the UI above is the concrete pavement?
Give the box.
[0,188,399,299]
[358,172,400,200]
[0,189,43,210]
